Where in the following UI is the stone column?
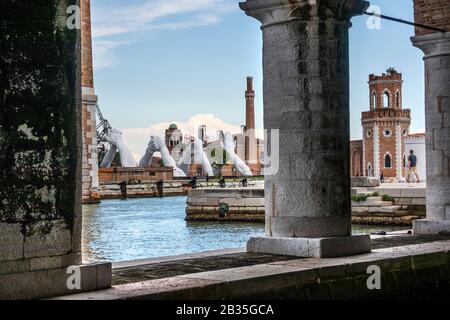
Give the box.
[412,32,450,234]
[241,0,371,257]
[81,0,100,203]
[0,0,110,299]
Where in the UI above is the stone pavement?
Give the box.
[111,233,450,285]
[54,233,450,300]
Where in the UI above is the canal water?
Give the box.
[82,196,408,263]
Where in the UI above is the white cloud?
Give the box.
[93,40,124,69]
[91,0,236,69]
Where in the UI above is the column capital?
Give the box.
[239,0,369,27]
[411,32,450,59]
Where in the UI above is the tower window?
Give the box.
[384,154,392,168]
[383,91,390,108]
[372,93,377,109]
[383,128,392,137]
[366,129,372,138]
[396,91,400,108]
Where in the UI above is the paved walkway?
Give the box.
[112,233,450,285]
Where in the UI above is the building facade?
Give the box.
[361,70,411,181]
[165,123,183,153]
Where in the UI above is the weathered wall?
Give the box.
[0,0,111,299]
[98,167,174,184]
[413,0,450,35]
[0,0,81,266]
[350,140,363,176]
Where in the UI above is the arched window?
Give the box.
[372,93,377,109]
[367,163,372,177]
[396,91,400,108]
[384,153,392,168]
[383,91,390,108]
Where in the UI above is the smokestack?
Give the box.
[81,0,94,93]
[245,76,256,163]
[245,76,255,131]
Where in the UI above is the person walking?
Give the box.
[407,150,420,183]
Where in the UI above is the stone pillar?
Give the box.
[81,0,100,203]
[241,0,371,257]
[0,0,110,299]
[412,32,450,234]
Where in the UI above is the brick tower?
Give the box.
[81,0,99,203]
[362,70,411,181]
[244,76,257,165]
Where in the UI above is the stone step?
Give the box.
[352,197,393,206]
[352,205,403,214]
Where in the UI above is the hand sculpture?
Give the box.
[139,136,186,177]
[222,131,253,176]
[104,129,138,168]
[177,137,214,177]
[100,144,118,168]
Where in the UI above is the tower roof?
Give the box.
[169,123,178,130]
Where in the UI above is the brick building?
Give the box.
[165,124,183,153]
[351,70,412,180]
[350,140,363,177]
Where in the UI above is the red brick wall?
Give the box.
[368,71,403,110]
[362,124,374,176]
[81,0,94,88]
[350,140,363,176]
[414,0,450,35]
[378,125,397,178]
[362,72,411,179]
[99,167,173,184]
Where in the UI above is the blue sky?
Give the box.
[91,0,425,148]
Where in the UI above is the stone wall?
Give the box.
[99,167,174,184]
[0,1,110,299]
[99,182,188,199]
[413,0,450,35]
[186,188,265,222]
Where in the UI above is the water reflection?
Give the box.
[82,197,265,263]
[82,197,408,263]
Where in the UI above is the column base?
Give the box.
[413,219,450,235]
[0,262,111,300]
[247,235,371,258]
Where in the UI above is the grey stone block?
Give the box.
[0,262,111,300]
[413,219,450,235]
[351,177,380,187]
[247,235,371,258]
[0,223,24,261]
[24,220,72,259]
[0,259,30,275]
